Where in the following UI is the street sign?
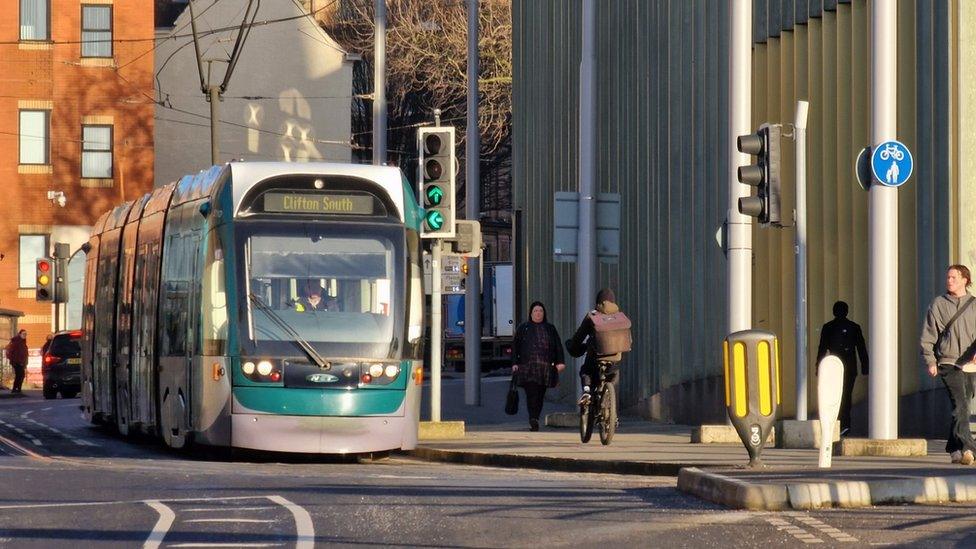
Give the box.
[441,253,464,294]
[553,192,621,263]
[855,146,871,191]
[870,140,913,187]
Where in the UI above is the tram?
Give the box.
[81,162,425,453]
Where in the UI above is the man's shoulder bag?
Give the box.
[937,296,976,369]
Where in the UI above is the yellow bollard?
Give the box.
[723,330,780,467]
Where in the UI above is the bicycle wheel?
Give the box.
[579,401,595,443]
[598,383,617,445]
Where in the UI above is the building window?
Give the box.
[20,0,49,41]
[19,235,48,289]
[81,5,112,58]
[82,125,113,178]
[19,110,50,165]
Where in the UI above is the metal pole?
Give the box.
[373,0,387,165]
[464,0,482,405]
[869,0,898,440]
[728,0,753,335]
[576,0,597,396]
[208,85,220,165]
[794,100,810,421]
[431,240,443,422]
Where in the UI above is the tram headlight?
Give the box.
[368,364,384,378]
[242,361,256,375]
[384,364,400,378]
[257,360,273,376]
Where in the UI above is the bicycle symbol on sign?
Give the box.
[878,143,905,161]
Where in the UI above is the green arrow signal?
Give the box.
[425,210,444,231]
[425,185,444,206]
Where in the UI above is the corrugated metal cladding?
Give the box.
[750,0,957,424]
[514,0,968,430]
[513,0,731,418]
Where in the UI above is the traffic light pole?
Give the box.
[576,0,597,398]
[868,0,898,440]
[463,0,482,406]
[794,100,809,421]
[373,0,387,165]
[430,240,443,422]
[728,0,752,335]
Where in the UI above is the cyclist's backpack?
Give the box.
[589,310,632,356]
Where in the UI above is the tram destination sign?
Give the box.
[263,192,375,215]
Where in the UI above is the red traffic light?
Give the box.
[37,260,50,272]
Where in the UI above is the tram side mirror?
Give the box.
[199,201,212,217]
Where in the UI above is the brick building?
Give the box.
[0,0,154,369]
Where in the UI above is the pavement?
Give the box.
[411,371,976,511]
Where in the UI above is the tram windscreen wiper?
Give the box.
[247,293,328,369]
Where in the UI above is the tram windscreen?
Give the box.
[244,228,402,357]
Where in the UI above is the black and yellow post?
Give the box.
[723,330,780,467]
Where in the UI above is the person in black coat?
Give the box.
[817,301,869,434]
[511,301,565,431]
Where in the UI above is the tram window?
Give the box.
[200,230,227,356]
[246,234,396,344]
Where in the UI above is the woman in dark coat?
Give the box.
[512,301,565,431]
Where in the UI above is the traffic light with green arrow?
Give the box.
[417,126,456,238]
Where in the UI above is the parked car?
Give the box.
[41,330,82,399]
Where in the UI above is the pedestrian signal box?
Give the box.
[724,329,780,467]
[417,126,456,239]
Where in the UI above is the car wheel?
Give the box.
[43,388,58,400]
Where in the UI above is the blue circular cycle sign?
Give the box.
[870,140,913,187]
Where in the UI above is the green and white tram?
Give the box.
[81,162,425,453]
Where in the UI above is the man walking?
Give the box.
[817,301,869,435]
[4,329,29,395]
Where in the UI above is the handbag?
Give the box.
[547,363,559,388]
[504,377,519,415]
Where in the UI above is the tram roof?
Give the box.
[170,162,410,221]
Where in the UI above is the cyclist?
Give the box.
[565,288,626,405]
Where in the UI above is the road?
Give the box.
[1,393,975,548]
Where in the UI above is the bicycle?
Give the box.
[579,361,618,445]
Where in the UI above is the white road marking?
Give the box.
[0,495,276,510]
[167,543,284,547]
[266,495,315,549]
[40,407,52,411]
[19,410,33,418]
[24,418,95,446]
[143,500,175,549]
[183,519,276,524]
[183,507,276,513]
[764,516,823,544]
[0,421,43,447]
[786,512,859,543]
[1,495,312,548]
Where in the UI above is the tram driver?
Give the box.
[294,280,340,313]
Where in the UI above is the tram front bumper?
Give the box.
[231,413,415,453]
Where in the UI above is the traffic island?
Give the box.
[419,420,465,440]
[544,412,577,428]
[776,419,840,449]
[691,424,775,444]
[837,437,928,457]
[678,466,976,510]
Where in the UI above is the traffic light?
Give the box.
[417,126,456,238]
[737,124,782,226]
[36,258,54,302]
